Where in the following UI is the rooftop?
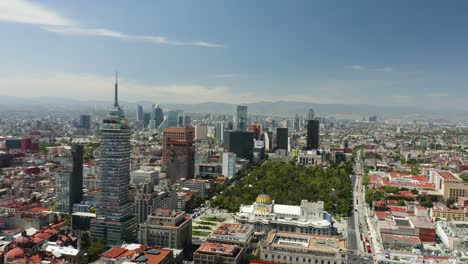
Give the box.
[266,231,345,254]
[197,242,241,256]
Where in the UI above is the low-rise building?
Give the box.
[430,203,468,222]
[138,209,192,250]
[131,169,159,185]
[435,221,468,252]
[207,223,254,248]
[193,242,245,264]
[259,231,347,264]
[97,244,176,264]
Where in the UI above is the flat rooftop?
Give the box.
[212,223,253,237]
[266,231,345,254]
[197,242,241,256]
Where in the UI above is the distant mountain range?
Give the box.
[0,96,466,121]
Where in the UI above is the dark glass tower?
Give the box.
[223,130,254,160]
[276,127,288,150]
[90,74,137,245]
[154,104,164,128]
[55,144,83,214]
[306,119,320,150]
[236,105,248,130]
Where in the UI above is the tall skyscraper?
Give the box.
[222,152,236,179]
[154,104,164,128]
[195,124,208,141]
[163,127,195,183]
[143,112,151,128]
[79,114,91,130]
[306,119,320,150]
[223,131,254,160]
[215,122,225,142]
[248,124,262,140]
[56,144,83,214]
[294,114,300,131]
[236,105,248,130]
[167,111,178,127]
[308,109,315,121]
[136,105,144,122]
[276,128,289,150]
[91,74,137,245]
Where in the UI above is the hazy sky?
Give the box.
[0,0,467,110]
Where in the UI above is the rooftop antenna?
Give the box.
[114,71,119,108]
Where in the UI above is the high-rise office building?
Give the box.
[143,112,151,128]
[294,114,300,131]
[56,144,83,214]
[307,109,315,121]
[222,152,236,179]
[163,127,194,142]
[248,124,262,140]
[195,124,208,141]
[79,115,91,130]
[163,127,195,183]
[165,140,194,184]
[167,111,178,127]
[236,105,248,130]
[306,119,320,150]
[154,104,164,128]
[276,128,289,150]
[91,75,137,245]
[134,182,157,225]
[215,122,225,142]
[136,105,144,122]
[223,131,254,160]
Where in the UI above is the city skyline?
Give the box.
[1,0,467,110]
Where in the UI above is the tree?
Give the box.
[397,200,406,206]
[80,232,91,250]
[446,198,456,208]
[86,241,108,262]
[211,161,354,217]
[63,215,72,227]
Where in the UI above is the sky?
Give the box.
[0,0,467,110]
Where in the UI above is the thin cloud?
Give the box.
[0,0,73,26]
[0,0,223,48]
[41,26,224,48]
[347,65,393,72]
[209,74,240,78]
[426,93,449,97]
[0,71,249,104]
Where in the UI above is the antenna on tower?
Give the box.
[114,71,119,108]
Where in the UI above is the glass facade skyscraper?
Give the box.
[90,75,137,245]
[236,105,247,130]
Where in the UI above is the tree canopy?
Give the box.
[211,161,353,217]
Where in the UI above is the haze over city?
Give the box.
[1,0,468,112]
[0,1,468,264]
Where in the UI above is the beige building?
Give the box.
[260,231,348,264]
[138,209,192,249]
[430,170,468,201]
[430,203,468,222]
[194,242,245,264]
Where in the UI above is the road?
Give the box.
[346,149,374,263]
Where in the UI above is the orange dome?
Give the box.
[256,194,272,204]
[254,206,270,214]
